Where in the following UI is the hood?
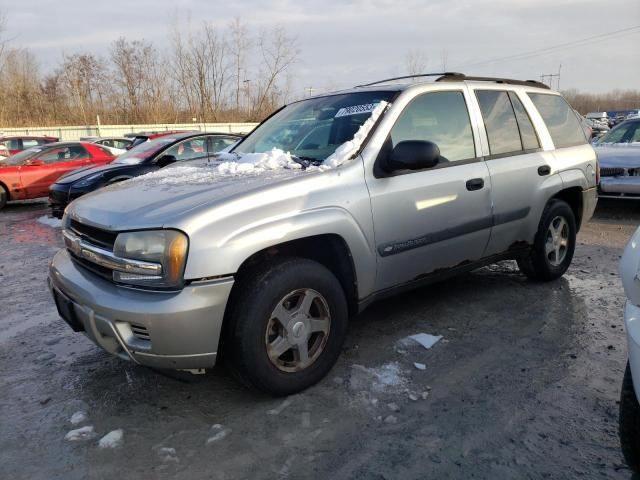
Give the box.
[595,144,640,168]
[56,163,132,185]
[65,161,310,231]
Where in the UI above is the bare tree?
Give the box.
[229,17,250,115]
[405,49,428,75]
[253,27,298,118]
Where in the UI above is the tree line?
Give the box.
[0,16,298,127]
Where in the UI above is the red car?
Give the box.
[0,142,115,209]
[0,135,59,155]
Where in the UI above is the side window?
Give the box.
[6,139,20,150]
[39,145,89,163]
[389,91,476,163]
[114,140,131,149]
[23,139,40,148]
[528,93,587,148]
[163,137,207,161]
[508,92,540,150]
[475,90,522,156]
[210,137,240,153]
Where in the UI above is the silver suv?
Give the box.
[49,73,598,395]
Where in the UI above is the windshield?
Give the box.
[114,138,175,164]
[597,121,640,145]
[2,147,43,166]
[233,91,397,161]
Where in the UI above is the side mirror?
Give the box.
[385,141,440,172]
[156,154,177,168]
[25,159,45,166]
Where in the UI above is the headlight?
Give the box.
[74,173,103,188]
[113,230,188,289]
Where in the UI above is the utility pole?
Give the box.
[539,64,562,90]
[306,87,314,97]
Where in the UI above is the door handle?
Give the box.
[538,165,551,176]
[466,178,484,191]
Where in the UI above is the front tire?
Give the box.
[517,199,576,281]
[226,258,349,396]
[0,185,7,210]
[620,362,640,473]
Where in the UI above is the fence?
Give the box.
[0,123,259,141]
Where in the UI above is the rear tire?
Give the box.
[620,362,640,473]
[0,185,7,210]
[225,258,349,396]
[517,199,576,281]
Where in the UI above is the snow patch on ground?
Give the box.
[70,411,88,425]
[350,362,407,393]
[399,333,443,350]
[65,425,96,441]
[206,424,230,445]
[98,429,124,448]
[37,215,62,228]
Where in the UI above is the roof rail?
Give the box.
[435,73,550,89]
[355,72,464,88]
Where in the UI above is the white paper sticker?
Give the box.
[334,103,380,118]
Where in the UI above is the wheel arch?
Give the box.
[550,186,584,231]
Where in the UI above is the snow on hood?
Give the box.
[133,100,390,186]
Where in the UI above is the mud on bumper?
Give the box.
[48,249,234,370]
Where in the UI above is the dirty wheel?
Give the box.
[0,185,7,210]
[620,362,640,473]
[517,199,576,281]
[226,258,348,396]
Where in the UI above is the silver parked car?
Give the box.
[619,226,640,472]
[595,118,640,199]
[48,73,598,395]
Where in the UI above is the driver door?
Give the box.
[365,89,493,291]
[21,145,91,197]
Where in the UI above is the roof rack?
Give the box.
[355,72,550,90]
[435,73,550,89]
[355,72,463,88]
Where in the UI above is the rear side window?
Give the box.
[508,92,540,150]
[476,90,522,156]
[23,139,41,148]
[389,90,476,163]
[528,93,587,148]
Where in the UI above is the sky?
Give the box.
[3,0,640,96]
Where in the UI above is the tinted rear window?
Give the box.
[476,90,522,156]
[528,93,586,148]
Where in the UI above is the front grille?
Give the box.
[69,219,117,250]
[130,324,150,341]
[600,167,625,177]
[68,251,113,281]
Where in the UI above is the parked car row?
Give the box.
[0,131,242,211]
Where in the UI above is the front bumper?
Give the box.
[599,176,640,197]
[48,184,90,218]
[48,249,234,370]
[625,301,640,399]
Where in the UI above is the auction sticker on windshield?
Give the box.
[334,103,380,118]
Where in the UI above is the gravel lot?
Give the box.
[1,199,639,480]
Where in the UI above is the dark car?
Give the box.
[49,132,241,218]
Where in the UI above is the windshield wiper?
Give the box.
[291,155,321,168]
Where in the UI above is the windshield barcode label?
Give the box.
[334,103,380,118]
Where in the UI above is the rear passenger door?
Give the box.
[367,89,493,291]
[472,89,557,256]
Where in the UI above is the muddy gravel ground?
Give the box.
[1,199,639,480]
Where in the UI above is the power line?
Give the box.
[456,25,640,69]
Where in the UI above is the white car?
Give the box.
[79,137,132,156]
[620,227,640,472]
